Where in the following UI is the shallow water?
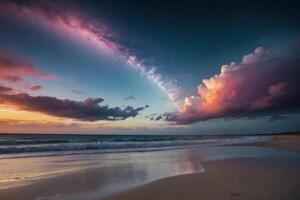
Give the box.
[0,134,272,189]
[1,140,300,200]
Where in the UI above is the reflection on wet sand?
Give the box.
[0,148,206,200]
[1,145,300,200]
[171,150,205,175]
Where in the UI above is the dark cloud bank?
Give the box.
[0,87,147,121]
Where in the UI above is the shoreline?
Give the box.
[105,157,300,200]
[104,134,300,200]
[0,134,299,200]
[251,135,300,152]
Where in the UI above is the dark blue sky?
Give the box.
[76,0,300,90]
[0,0,299,134]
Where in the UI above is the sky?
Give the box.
[0,0,300,134]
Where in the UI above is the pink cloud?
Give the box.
[0,85,13,94]
[251,82,287,110]
[164,47,300,124]
[0,75,23,82]
[30,85,42,91]
[0,50,53,82]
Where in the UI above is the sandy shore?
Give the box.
[105,135,300,200]
[254,134,300,152]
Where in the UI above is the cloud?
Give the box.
[241,47,269,64]
[0,85,13,94]
[124,95,136,101]
[0,47,146,122]
[1,75,23,82]
[154,115,162,121]
[0,86,147,121]
[0,49,54,83]
[30,85,42,91]
[72,90,83,95]
[147,113,162,121]
[163,46,300,124]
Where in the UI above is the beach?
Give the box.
[105,134,300,200]
[1,1,300,199]
[106,158,300,200]
[253,134,300,152]
[0,134,299,200]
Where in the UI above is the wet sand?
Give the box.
[105,134,300,200]
[254,134,300,152]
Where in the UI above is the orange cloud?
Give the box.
[164,47,300,124]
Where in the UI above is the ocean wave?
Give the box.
[0,136,271,155]
[0,139,71,146]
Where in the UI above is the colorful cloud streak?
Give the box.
[0,1,185,106]
[0,86,148,121]
[163,47,300,124]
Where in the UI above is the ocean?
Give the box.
[0,134,271,158]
